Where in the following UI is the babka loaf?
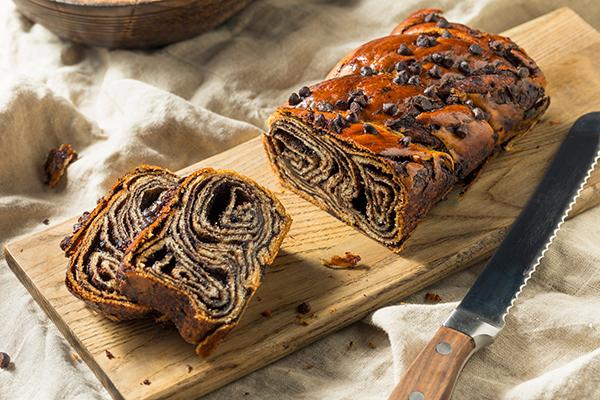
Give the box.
[62,165,179,320]
[264,8,549,252]
[119,168,291,354]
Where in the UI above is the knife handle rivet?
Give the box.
[435,341,452,355]
[408,391,425,400]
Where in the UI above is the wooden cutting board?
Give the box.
[5,7,600,400]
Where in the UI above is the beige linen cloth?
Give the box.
[1,0,599,398]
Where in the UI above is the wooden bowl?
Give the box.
[13,0,254,48]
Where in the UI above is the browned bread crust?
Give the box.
[63,165,179,320]
[264,8,549,252]
[119,168,292,355]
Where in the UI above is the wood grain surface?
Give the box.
[5,8,600,400]
[13,0,254,48]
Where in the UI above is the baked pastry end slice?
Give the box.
[119,168,291,355]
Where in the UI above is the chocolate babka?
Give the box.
[63,165,179,320]
[119,168,291,354]
[264,8,549,252]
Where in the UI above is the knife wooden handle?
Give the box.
[387,326,476,400]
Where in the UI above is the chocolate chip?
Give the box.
[0,352,10,369]
[317,101,334,112]
[331,115,347,133]
[442,57,454,69]
[473,107,487,120]
[454,124,468,138]
[382,103,398,116]
[489,40,504,53]
[297,302,311,314]
[363,123,379,135]
[394,70,410,85]
[458,60,470,74]
[424,13,439,23]
[441,30,452,38]
[143,379,151,385]
[360,66,374,76]
[400,136,412,147]
[397,43,413,56]
[353,94,368,108]
[431,52,444,64]
[517,67,530,78]
[408,63,422,75]
[436,18,450,28]
[416,34,437,48]
[428,65,442,79]
[349,101,362,114]
[346,112,359,123]
[395,60,408,71]
[314,114,327,127]
[335,99,349,110]
[407,75,420,85]
[413,95,433,111]
[469,44,484,55]
[298,86,311,98]
[424,85,437,96]
[288,92,301,106]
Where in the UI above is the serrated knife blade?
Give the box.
[388,112,600,400]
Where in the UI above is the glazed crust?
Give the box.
[63,165,179,320]
[264,8,549,252]
[119,168,291,355]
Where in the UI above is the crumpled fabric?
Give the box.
[0,0,599,399]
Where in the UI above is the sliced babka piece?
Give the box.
[62,165,179,320]
[119,168,291,354]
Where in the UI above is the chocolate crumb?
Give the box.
[43,144,78,188]
[363,123,379,135]
[297,302,311,315]
[42,218,50,225]
[347,341,354,350]
[0,352,10,369]
[288,92,301,106]
[187,364,193,373]
[424,292,443,303]
[397,43,413,56]
[367,342,376,349]
[298,86,312,98]
[105,350,115,360]
[244,392,250,396]
[143,379,151,386]
[260,310,273,318]
[321,252,361,268]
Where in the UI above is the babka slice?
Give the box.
[119,168,291,354]
[62,165,179,320]
[264,8,549,252]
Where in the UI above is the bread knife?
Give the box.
[388,112,600,400]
